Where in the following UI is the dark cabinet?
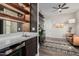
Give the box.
[25,37,37,56]
[25,44,33,56]
[30,3,37,32]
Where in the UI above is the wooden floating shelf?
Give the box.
[0,3,30,15]
[23,3,30,7]
[0,13,30,23]
[6,3,30,14]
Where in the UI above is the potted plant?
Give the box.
[39,25,45,45]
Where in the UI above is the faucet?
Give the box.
[23,32,28,37]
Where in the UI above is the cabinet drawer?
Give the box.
[25,37,37,56]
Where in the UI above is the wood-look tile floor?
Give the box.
[39,37,66,56]
[39,37,79,56]
[39,47,65,56]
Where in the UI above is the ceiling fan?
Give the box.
[52,3,69,12]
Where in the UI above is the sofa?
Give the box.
[66,33,79,46]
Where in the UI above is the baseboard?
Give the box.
[46,37,66,40]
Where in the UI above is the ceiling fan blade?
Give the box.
[52,7,59,9]
[62,7,69,9]
[58,4,61,8]
[61,3,66,8]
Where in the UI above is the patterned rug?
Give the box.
[41,37,79,56]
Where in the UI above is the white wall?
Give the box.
[74,11,79,35]
[44,13,76,38]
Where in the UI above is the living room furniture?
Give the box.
[66,33,79,46]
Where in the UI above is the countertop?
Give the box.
[0,32,38,50]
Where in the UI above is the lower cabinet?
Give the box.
[9,37,37,56]
[25,37,37,56]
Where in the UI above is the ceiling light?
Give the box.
[58,9,62,12]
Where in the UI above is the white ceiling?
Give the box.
[39,3,79,17]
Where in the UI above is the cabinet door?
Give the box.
[25,37,37,56]
[26,44,33,56]
[31,42,37,56]
[26,43,37,56]
[32,38,37,55]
